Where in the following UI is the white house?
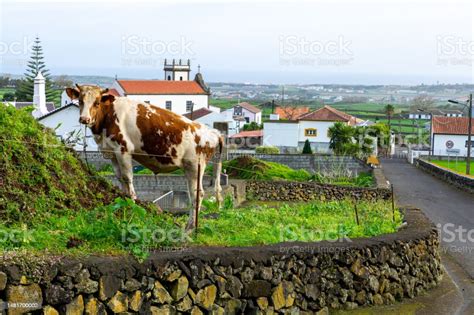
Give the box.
[409,109,464,120]
[223,102,262,124]
[263,105,360,153]
[183,107,244,136]
[61,59,213,116]
[431,116,474,157]
[37,103,98,151]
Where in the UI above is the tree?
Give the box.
[328,122,355,155]
[384,104,395,127]
[410,95,435,112]
[15,36,56,102]
[242,122,262,131]
[302,139,313,154]
[2,92,15,101]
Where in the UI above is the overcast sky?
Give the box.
[0,0,472,84]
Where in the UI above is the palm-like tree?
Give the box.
[384,104,395,128]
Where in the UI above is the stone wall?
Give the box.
[0,209,441,314]
[227,153,371,176]
[415,158,474,194]
[246,181,392,202]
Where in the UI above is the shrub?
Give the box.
[255,146,280,154]
[302,139,313,154]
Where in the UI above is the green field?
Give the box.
[430,159,473,177]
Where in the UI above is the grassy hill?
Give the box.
[0,103,135,224]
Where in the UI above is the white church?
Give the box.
[61,59,217,115]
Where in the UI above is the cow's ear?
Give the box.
[101,94,115,104]
[66,87,80,100]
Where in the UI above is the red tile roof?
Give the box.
[183,107,213,120]
[117,80,208,95]
[298,105,359,125]
[275,106,309,120]
[229,129,263,138]
[238,102,261,113]
[432,116,474,135]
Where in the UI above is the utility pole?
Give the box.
[467,93,472,175]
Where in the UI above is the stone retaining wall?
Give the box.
[227,153,371,176]
[246,181,392,202]
[415,158,474,194]
[0,209,441,314]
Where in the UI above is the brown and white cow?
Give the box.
[66,84,223,230]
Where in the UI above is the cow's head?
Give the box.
[65,84,114,126]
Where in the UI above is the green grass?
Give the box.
[0,197,402,258]
[429,159,473,177]
[181,198,402,246]
[0,103,155,224]
[223,156,374,187]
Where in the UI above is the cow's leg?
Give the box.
[110,155,122,182]
[183,159,205,230]
[115,152,137,200]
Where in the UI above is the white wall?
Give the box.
[298,120,334,143]
[38,106,98,151]
[125,94,209,115]
[263,122,299,147]
[432,134,472,157]
[195,112,241,136]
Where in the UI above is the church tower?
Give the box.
[164,59,191,81]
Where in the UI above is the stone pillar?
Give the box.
[33,71,48,117]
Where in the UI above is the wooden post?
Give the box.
[391,184,395,222]
[194,161,201,233]
[354,203,360,225]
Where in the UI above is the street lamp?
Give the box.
[448,94,472,175]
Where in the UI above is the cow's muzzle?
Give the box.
[79,116,91,125]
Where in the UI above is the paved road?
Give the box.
[382,158,474,314]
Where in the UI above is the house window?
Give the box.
[305,128,317,137]
[167,75,171,81]
[165,101,172,111]
[180,76,183,81]
[186,101,193,112]
[144,100,150,104]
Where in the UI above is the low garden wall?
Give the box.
[0,209,441,314]
[246,180,392,202]
[415,158,474,194]
[227,153,371,176]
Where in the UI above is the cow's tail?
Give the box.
[213,135,224,208]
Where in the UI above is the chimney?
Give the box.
[33,71,48,117]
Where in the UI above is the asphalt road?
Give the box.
[382,158,474,277]
[382,158,474,314]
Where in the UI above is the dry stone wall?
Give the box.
[0,209,441,314]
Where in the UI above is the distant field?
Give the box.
[209,99,238,109]
[430,159,473,177]
[331,102,409,113]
